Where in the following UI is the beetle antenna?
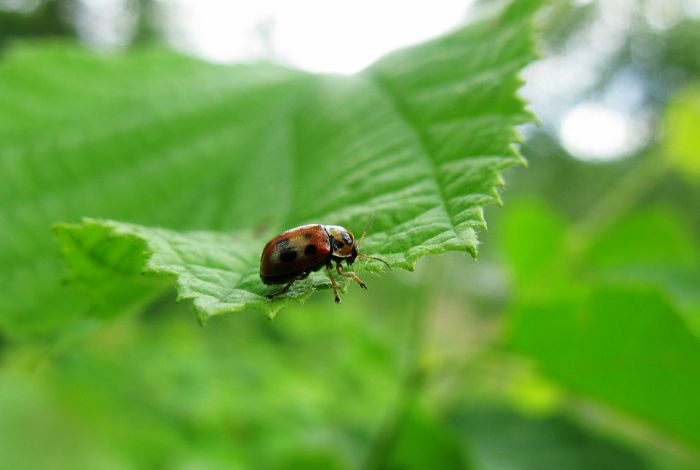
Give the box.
[359,215,376,246]
[356,216,389,270]
[357,253,391,270]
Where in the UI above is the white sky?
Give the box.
[156,0,471,74]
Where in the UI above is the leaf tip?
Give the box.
[510,143,528,167]
[196,310,209,327]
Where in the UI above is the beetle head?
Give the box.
[325,225,358,262]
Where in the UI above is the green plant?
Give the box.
[3,1,700,469]
[2,2,539,336]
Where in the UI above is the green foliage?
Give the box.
[0,299,405,469]
[384,402,470,469]
[451,408,651,470]
[510,285,700,448]
[4,1,700,469]
[501,197,700,456]
[665,84,700,180]
[1,4,536,334]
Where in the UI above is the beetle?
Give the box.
[259,223,389,303]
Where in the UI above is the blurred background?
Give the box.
[1,0,700,468]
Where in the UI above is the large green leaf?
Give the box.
[508,285,700,452]
[501,201,700,455]
[451,408,651,470]
[1,3,539,335]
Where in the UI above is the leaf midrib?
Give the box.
[366,70,464,245]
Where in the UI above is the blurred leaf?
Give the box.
[664,84,700,181]
[585,208,698,270]
[0,294,405,469]
[51,220,167,319]
[500,199,700,457]
[537,0,597,51]
[500,200,568,288]
[382,402,471,470]
[584,208,700,327]
[450,408,650,470]
[0,3,547,327]
[501,200,700,333]
[508,285,700,453]
[0,371,126,470]
[0,1,72,46]
[277,449,345,470]
[663,21,700,73]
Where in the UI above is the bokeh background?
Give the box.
[1,0,700,468]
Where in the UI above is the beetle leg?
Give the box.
[266,272,309,299]
[325,264,341,303]
[336,261,367,289]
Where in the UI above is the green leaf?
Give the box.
[1,4,539,335]
[450,408,651,470]
[501,200,700,332]
[500,200,700,458]
[0,295,405,468]
[507,285,700,452]
[664,84,700,181]
[500,200,569,287]
[382,403,471,470]
[54,219,324,320]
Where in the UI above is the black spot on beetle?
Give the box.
[304,244,317,255]
[334,241,344,249]
[280,250,297,262]
[276,238,290,248]
[304,233,313,239]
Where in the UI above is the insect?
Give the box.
[259,223,389,303]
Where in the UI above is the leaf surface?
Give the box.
[1,4,539,333]
[508,285,700,451]
[501,201,700,454]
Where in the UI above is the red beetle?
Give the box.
[260,223,389,303]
